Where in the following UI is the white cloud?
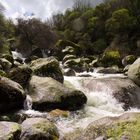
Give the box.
[0,0,102,21]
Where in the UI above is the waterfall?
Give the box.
[11,51,24,59]
[24,95,32,110]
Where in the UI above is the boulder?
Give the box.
[62,46,75,55]
[128,58,140,86]
[0,70,7,77]
[8,65,32,88]
[62,112,140,140]
[20,118,59,140]
[24,56,39,64]
[101,51,121,67]
[0,58,12,72]
[64,68,76,76]
[30,57,63,83]
[0,76,26,113]
[122,55,137,66]
[0,45,11,57]
[29,76,87,111]
[64,58,89,72]
[2,54,14,64]
[77,113,140,140]
[48,109,70,118]
[0,121,21,140]
[62,54,76,64]
[30,47,43,58]
[83,77,140,110]
[97,67,119,74]
[52,39,81,60]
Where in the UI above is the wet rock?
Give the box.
[0,76,26,113]
[62,54,76,64]
[97,67,119,74]
[128,58,140,86]
[122,55,137,67]
[30,57,63,83]
[83,77,140,110]
[8,65,32,88]
[0,58,12,72]
[0,121,21,140]
[29,76,87,111]
[100,51,121,67]
[62,46,75,55]
[48,109,70,118]
[2,54,14,64]
[64,68,76,76]
[78,112,140,140]
[20,118,59,140]
[0,70,7,77]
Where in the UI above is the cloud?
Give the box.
[0,0,102,21]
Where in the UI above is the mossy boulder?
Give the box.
[53,40,81,60]
[76,113,140,140]
[2,54,14,64]
[122,55,137,66]
[128,58,140,86]
[30,57,63,83]
[62,46,75,55]
[64,68,76,76]
[48,109,70,118]
[0,70,7,77]
[97,67,119,74]
[24,56,39,64]
[20,118,59,140]
[64,58,89,72]
[0,58,12,72]
[0,121,21,140]
[8,65,32,88]
[0,76,26,113]
[29,76,87,111]
[101,51,121,67]
[0,45,11,57]
[62,54,76,64]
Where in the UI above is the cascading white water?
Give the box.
[55,75,125,135]
[11,51,24,59]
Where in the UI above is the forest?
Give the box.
[0,0,140,60]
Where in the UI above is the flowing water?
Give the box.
[21,72,140,137]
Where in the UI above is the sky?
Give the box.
[0,0,102,21]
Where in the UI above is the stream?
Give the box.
[11,51,140,138]
[21,72,140,138]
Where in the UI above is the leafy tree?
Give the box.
[15,18,57,56]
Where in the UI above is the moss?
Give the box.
[101,51,121,67]
[0,70,7,77]
[106,116,140,139]
[2,54,14,64]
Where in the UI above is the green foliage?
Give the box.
[93,39,107,54]
[101,51,121,67]
[105,8,134,34]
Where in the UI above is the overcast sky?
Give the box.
[0,0,102,21]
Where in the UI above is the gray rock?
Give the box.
[0,121,21,140]
[64,68,76,76]
[0,76,26,113]
[122,55,136,67]
[8,65,32,88]
[30,57,64,83]
[128,58,140,86]
[29,76,87,111]
[20,118,59,140]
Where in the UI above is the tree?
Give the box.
[15,18,57,56]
